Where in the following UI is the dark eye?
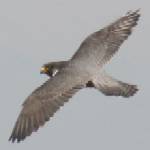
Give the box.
[51,65,54,69]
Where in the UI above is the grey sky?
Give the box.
[0,0,149,149]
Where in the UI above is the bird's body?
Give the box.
[9,10,140,142]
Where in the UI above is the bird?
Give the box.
[9,10,140,143]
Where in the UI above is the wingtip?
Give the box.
[8,134,18,143]
[126,9,141,16]
[135,8,141,13]
[9,134,26,143]
[8,136,16,143]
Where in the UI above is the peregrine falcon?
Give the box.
[9,10,140,142]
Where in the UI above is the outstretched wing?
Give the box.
[71,10,140,66]
[9,68,88,142]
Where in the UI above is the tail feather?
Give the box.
[113,82,138,97]
[93,71,138,98]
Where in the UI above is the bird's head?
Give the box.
[40,61,68,77]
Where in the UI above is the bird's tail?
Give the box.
[93,71,138,97]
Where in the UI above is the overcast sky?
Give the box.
[0,0,149,149]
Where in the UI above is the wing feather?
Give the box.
[100,10,140,65]
[9,69,87,142]
[71,10,140,66]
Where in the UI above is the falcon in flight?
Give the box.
[9,10,140,142]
